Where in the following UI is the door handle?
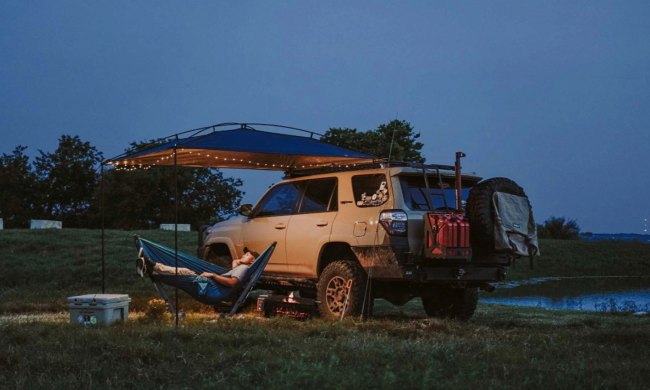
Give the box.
[275,223,287,230]
[316,220,328,227]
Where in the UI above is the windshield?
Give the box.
[398,175,470,211]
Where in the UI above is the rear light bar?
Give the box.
[379,209,408,236]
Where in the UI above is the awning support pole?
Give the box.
[101,163,105,294]
[174,142,179,328]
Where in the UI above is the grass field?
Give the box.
[1,229,649,389]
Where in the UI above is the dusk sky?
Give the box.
[2,1,649,234]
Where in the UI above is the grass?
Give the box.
[1,230,648,312]
[1,306,649,389]
[1,229,650,388]
[507,238,650,280]
[0,229,201,312]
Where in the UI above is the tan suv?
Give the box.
[199,162,537,320]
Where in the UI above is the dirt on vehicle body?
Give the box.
[199,159,538,320]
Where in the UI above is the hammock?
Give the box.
[135,236,276,317]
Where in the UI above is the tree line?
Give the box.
[0,120,423,230]
[0,136,244,229]
[0,120,580,237]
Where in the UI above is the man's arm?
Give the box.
[232,253,255,268]
[200,272,239,287]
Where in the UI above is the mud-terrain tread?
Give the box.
[316,260,367,319]
[466,177,527,254]
[421,287,478,321]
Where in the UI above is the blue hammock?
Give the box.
[135,236,276,316]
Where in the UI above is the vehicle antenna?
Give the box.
[387,127,396,167]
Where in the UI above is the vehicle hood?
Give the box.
[208,215,247,233]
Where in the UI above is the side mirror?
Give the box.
[238,204,253,217]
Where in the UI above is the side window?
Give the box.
[352,174,389,207]
[299,178,338,213]
[255,182,301,217]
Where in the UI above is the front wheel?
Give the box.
[421,287,478,321]
[316,260,369,319]
[203,245,233,270]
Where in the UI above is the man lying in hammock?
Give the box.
[136,248,260,304]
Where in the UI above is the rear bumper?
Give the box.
[352,245,509,283]
[402,263,508,283]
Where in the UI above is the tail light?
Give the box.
[379,209,408,236]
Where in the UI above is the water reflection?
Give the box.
[482,276,650,314]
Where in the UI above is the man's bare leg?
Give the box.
[152,263,198,276]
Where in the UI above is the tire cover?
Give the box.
[466,177,527,254]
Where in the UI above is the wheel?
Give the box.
[316,260,369,319]
[466,177,528,255]
[203,245,233,269]
[421,287,478,321]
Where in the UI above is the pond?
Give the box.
[481,276,650,314]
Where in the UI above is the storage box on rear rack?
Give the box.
[67,294,131,326]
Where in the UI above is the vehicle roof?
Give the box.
[283,162,482,183]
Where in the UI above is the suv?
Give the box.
[199,158,537,320]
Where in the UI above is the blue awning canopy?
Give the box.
[105,124,377,171]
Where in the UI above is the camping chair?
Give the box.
[135,236,276,317]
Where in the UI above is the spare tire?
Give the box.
[466,177,528,256]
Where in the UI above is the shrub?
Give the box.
[144,298,170,321]
[537,216,581,240]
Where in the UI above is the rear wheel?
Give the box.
[317,260,369,319]
[421,287,478,321]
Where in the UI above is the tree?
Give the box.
[321,119,425,163]
[96,140,243,229]
[537,216,581,240]
[0,146,38,228]
[33,135,103,226]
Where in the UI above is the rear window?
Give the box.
[299,178,338,213]
[352,174,389,207]
[399,176,470,211]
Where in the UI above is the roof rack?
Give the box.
[285,160,456,178]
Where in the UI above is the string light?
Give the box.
[106,149,363,172]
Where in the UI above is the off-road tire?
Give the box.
[317,260,368,319]
[466,177,527,255]
[203,245,233,270]
[421,287,478,321]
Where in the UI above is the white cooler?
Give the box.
[67,294,131,326]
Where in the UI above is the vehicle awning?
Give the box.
[104,123,377,171]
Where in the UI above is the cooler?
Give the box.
[67,294,131,326]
